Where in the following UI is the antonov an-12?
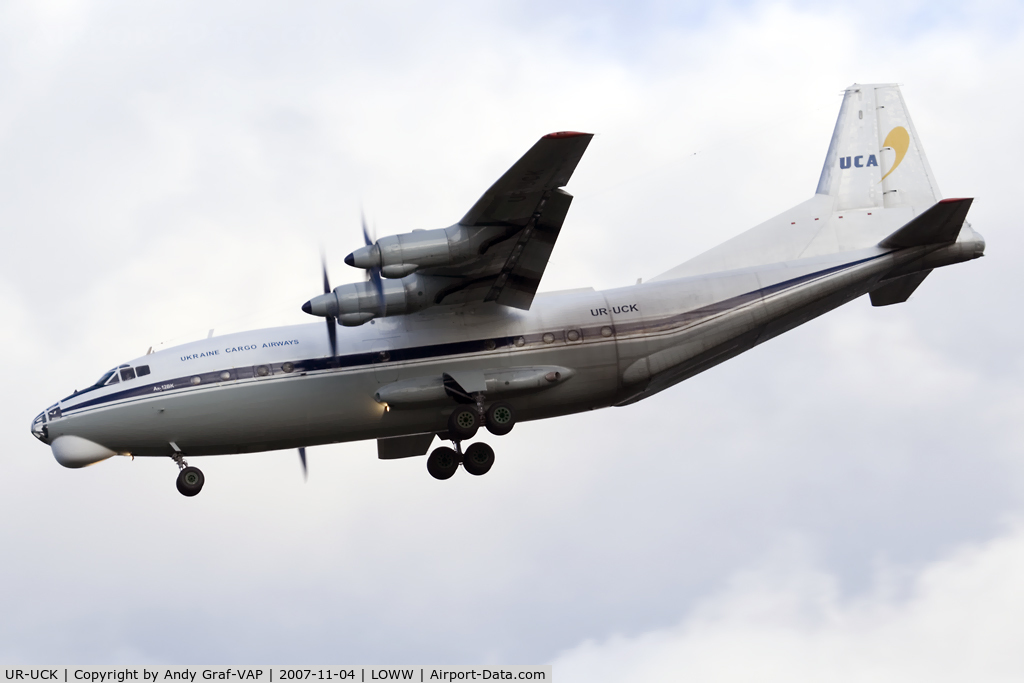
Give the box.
[32,84,985,496]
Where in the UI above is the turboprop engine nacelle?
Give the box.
[345,223,498,278]
[302,274,447,326]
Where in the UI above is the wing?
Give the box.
[322,132,594,326]
[420,132,593,310]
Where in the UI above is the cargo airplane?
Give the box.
[31,84,985,496]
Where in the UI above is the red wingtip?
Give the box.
[939,197,972,203]
[543,131,590,139]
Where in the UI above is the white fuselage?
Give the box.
[33,242,933,461]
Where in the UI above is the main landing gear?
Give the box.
[426,402,513,480]
[171,451,205,497]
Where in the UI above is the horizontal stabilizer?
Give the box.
[870,269,932,306]
[880,198,973,249]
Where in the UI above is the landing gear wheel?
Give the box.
[463,442,495,476]
[485,402,516,436]
[447,406,479,441]
[176,466,205,497]
[427,447,460,480]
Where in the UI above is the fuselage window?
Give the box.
[120,367,137,381]
[136,365,151,377]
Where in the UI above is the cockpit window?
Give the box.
[84,365,147,393]
[94,369,117,387]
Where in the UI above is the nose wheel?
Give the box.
[171,451,205,497]
[176,466,205,496]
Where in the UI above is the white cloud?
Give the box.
[555,521,1024,682]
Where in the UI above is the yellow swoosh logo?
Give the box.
[879,126,909,182]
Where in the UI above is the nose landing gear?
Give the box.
[171,451,205,497]
[176,467,205,496]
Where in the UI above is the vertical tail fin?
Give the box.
[816,84,942,212]
[652,84,975,283]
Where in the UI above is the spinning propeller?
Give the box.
[297,214,388,481]
[296,249,342,482]
[320,252,338,364]
[360,212,386,318]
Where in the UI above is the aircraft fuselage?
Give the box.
[34,238,976,461]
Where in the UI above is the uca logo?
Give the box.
[840,154,878,169]
[838,126,911,181]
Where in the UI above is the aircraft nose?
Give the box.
[30,410,51,444]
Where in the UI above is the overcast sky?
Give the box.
[3,0,1024,678]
